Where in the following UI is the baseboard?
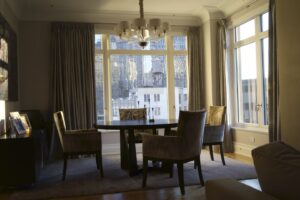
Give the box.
[102,143,142,155]
[233,142,256,157]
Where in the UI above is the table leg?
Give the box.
[161,127,172,170]
[164,127,171,136]
[120,129,129,170]
[127,128,138,176]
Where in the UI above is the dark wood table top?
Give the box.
[94,119,178,130]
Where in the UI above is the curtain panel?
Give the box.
[188,27,205,111]
[216,20,233,152]
[50,23,96,158]
[268,0,281,142]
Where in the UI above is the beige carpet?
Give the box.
[9,150,256,200]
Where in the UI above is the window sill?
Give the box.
[232,126,268,135]
[97,129,119,134]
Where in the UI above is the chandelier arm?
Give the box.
[139,0,144,19]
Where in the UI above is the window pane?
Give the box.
[235,19,255,42]
[95,34,103,50]
[173,36,187,50]
[261,12,269,32]
[95,54,104,120]
[110,55,167,120]
[110,35,165,50]
[174,55,188,119]
[237,42,258,124]
[262,38,269,125]
[0,39,8,63]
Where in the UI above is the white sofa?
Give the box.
[206,142,300,200]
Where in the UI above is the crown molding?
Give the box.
[19,9,202,26]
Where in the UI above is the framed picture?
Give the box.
[12,118,26,135]
[20,114,31,132]
[9,111,20,119]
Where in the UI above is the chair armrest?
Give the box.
[142,134,182,160]
[206,179,278,200]
[203,125,225,144]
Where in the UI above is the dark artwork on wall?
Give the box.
[0,12,18,101]
[0,66,8,100]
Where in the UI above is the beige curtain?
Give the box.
[269,0,281,142]
[216,20,233,152]
[50,23,96,158]
[188,27,205,111]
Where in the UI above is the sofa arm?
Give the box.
[206,179,278,200]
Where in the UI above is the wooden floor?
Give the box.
[0,153,256,200]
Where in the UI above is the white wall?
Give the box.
[18,22,51,117]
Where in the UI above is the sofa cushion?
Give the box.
[252,142,300,200]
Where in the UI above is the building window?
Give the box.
[233,12,269,127]
[155,107,160,116]
[144,94,150,102]
[95,33,188,121]
[154,94,160,102]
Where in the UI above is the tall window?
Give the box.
[95,34,104,120]
[95,33,188,121]
[234,12,269,127]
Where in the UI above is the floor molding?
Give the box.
[233,142,256,157]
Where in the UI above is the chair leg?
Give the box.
[220,143,226,166]
[169,163,173,178]
[97,152,104,177]
[209,145,214,161]
[195,156,204,186]
[177,162,185,195]
[96,154,99,169]
[63,155,68,181]
[142,157,148,187]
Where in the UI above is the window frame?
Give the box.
[95,31,188,121]
[230,11,269,129]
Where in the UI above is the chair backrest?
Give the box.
[177,110,207,157]
[53,111,67,150]
[207,106,226,125]
[119,108,147,120]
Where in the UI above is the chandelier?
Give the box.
[115,0,170,48]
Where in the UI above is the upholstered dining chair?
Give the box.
[53,111,103,180]
[203,106,227,165]
[142,110,207,195]
[119,108,153,143]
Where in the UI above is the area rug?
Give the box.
[9,150,256,200]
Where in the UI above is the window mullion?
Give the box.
[167,36,175,119]
[102,34,112,121]
[255,16,264,127]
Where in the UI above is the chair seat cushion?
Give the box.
[252,142,300,200]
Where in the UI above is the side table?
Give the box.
[0,130,44,186]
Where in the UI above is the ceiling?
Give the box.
[7,0,256,24]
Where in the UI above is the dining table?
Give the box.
[94,119,178,176]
